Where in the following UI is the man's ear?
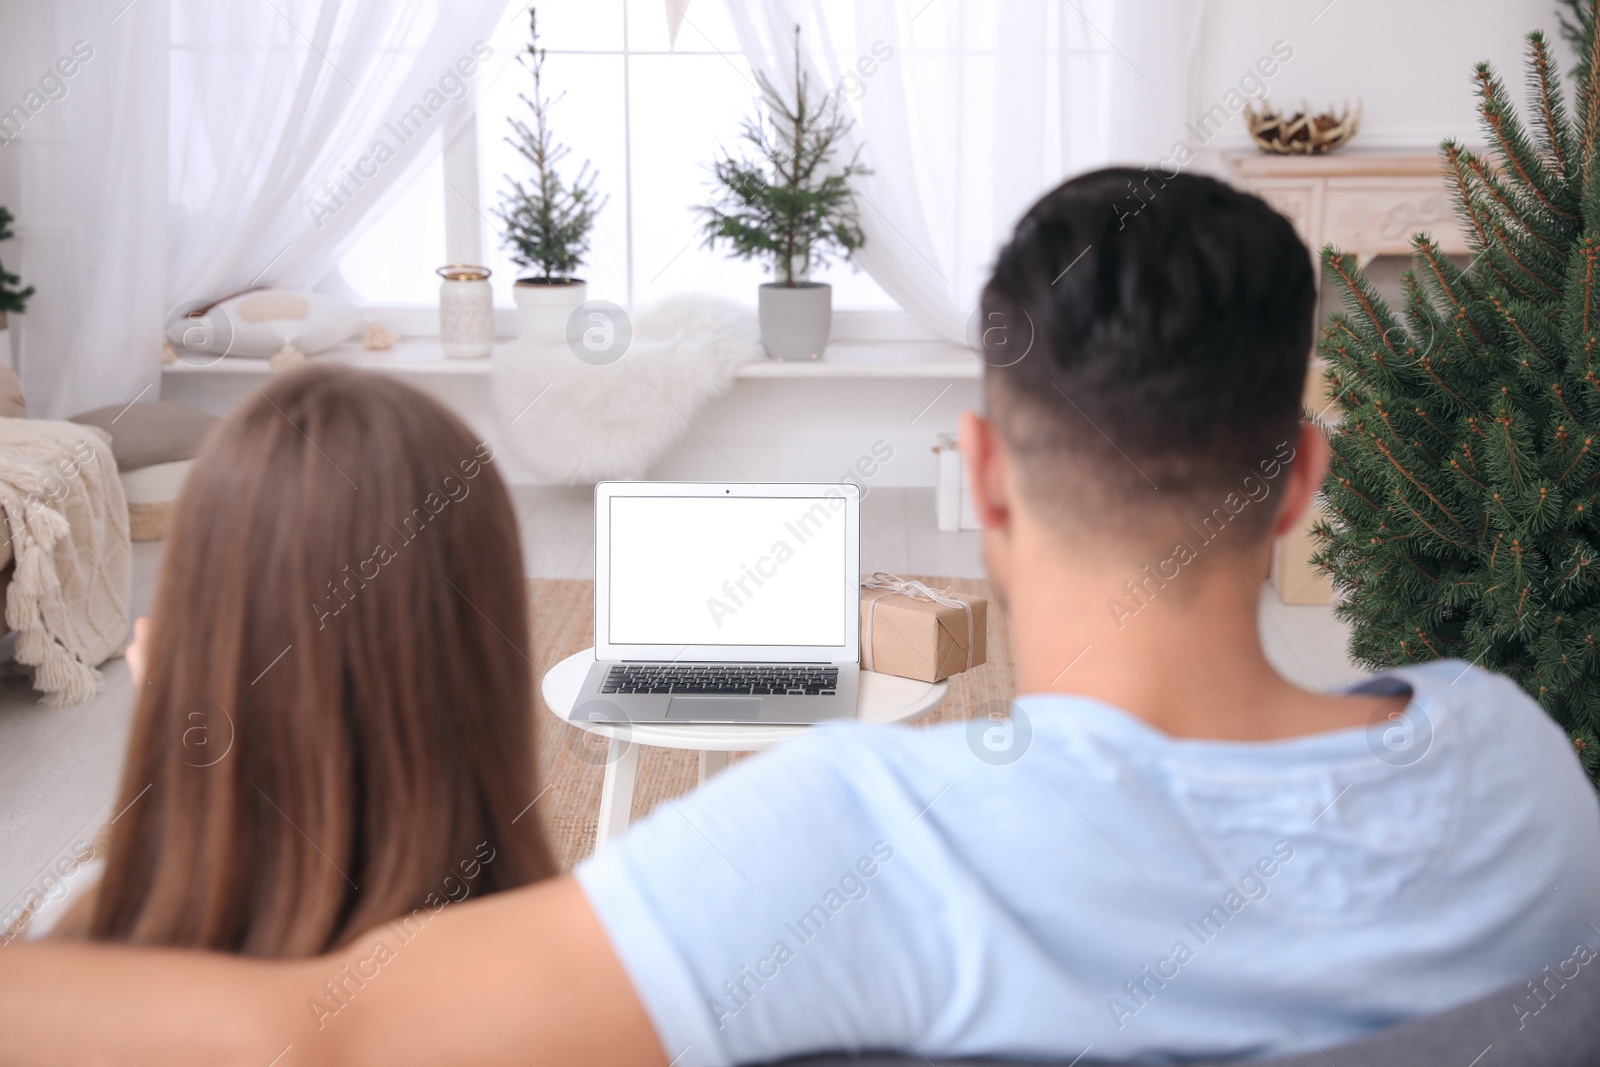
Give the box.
[1271,422,1331,539]
[959,410,1011,530]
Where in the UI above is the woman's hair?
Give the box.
[84,366,554,957]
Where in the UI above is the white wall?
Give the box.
[1196,0,1561,151]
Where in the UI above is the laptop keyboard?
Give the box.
[602,665,838,696]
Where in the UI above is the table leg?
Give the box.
[698,750,729,783]
[596,737,640,849]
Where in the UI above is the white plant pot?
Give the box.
[758,282,831,361]
[513,279,587,345]
[0,323,10,371]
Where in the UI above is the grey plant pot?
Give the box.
[758,281,831,361]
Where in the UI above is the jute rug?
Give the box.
[529,577,1015,871]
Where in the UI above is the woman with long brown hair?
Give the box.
[41,365,555,956]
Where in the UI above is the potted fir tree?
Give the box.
[0,205,32,370]
[700,27,868,361]
[497,7,605,343]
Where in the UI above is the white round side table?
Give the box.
[541,648,949,847]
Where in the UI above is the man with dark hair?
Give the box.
[4,171,1597,1066]
[980,168,1312,537]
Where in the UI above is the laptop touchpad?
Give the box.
[666,696,762,722]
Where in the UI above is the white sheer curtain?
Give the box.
[2,0,169,419]
[168,0,510,302]
[720,0,1208,342]
[0,0,509,417]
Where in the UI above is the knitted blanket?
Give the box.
[0,418,131,705]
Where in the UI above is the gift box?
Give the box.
[859,574,987,682]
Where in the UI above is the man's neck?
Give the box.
[1001,533,1378,742]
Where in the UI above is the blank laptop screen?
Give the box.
[608,495,848,647]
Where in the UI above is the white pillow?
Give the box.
[166,289,362,360]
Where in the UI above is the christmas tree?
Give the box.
[699,26,868,287]
[0,205,32,328]
[1313,0,1600,785]
[496,7,605,283]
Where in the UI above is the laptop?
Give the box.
[576,481,862,725]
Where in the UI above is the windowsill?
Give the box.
[162,337,982,379]
[354,307,941,342]
[737,341,978,378]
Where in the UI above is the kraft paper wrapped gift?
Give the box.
[859,574,987,683]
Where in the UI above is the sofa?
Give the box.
[777,959,1598,1066]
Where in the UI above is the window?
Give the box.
[334,0,897,313]
[336,143,448,306]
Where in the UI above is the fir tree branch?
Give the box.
[1563,236,1600,373]
[1461,152,1565,254]
[1325,249,1406,358]
[1556,395,1584,441]
[1443,142,1498,254]
[1491,295,1559,362]
[1418,353,1486,419]
[1373,438,1469,531]
[1580,2,1600,190]
[1528,32,1577,178]
[1451,455,1490,489]
[1474,64,1577,222]
[1397,492,1473,552]
[1555,435,1593,483]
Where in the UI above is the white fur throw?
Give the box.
[0,419,131,705]
[490,295,761,484]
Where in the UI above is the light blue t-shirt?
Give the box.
[578,661,1600,1065]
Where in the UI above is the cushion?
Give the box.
[119,459,194,505]
[0,364,25,418]
[69,401,217,472]
[772,959,1600,1066]
[165,288,361,359]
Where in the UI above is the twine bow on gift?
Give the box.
[861,572,976,674]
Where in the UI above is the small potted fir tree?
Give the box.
[497,7,605,343]
[0,206,32,370]
[700,28,868,361]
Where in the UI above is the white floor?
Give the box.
[0,487,1360,927]
[0,540,164,934]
